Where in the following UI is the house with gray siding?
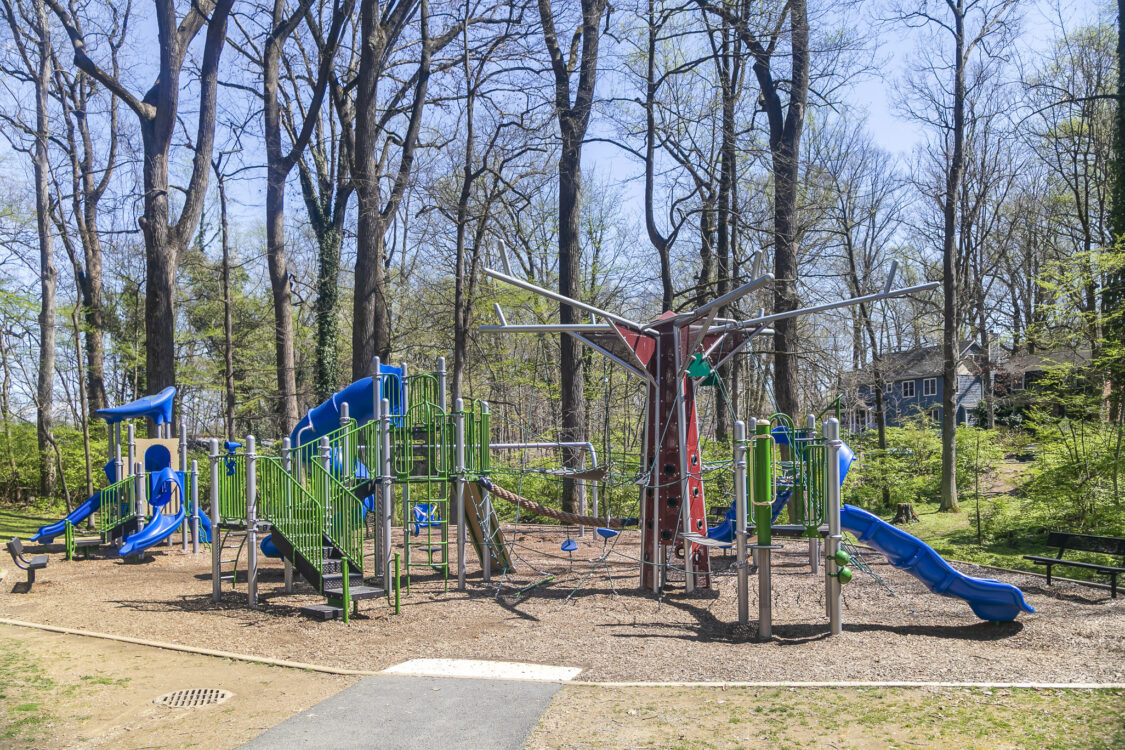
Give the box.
[841,343,982,432]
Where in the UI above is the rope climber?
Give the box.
[476,477,637,530]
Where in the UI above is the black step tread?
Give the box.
[322,584,384,600]
[300,604,344,620]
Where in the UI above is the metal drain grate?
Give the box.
[154,688,233,709]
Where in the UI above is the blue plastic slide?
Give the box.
[31,491,101,543]
[118,468,184,557]
[32,459,118,543]
[841,504,1033,622]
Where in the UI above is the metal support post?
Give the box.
[126,424,135,479]
[180,425,188,549]
[672,325,694,592]
[134,461,147,533]
[753,418,773,641]
[191,460,199,554]
[340,402,351,480]
[806,414,819,574]
[733,421,749,625]
[210,439,220,602]
[246,435,258,608]
[825,418,843,636]
[454,398,467,591]
[380,398,393,580]
[437,356,447,412]
[282,437,293,593]
[481,401,491,583]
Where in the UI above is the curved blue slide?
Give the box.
[32,492,101,543]
[841,504,1033,622]
[118,468,184,557]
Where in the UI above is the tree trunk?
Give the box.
[940,1,966,513]
[538,0,606,512]
[32,0,56,498]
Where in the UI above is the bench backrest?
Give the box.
[1047,531,1125,558]
[6,537,22,558]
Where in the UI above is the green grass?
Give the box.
[0,502,63,540]
[869,497,1108,581]
[0,637,57,745]
[534,686,1125,749]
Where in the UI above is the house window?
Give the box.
[901,380,916,398]
[923,377,937,397]
[1012,373,1025,391]
[930,407,940,422]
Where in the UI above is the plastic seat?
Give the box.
[412,503,442,536]
[596,527,618,540]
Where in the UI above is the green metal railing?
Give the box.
[257,456,324,579]
[217,453,247,522]
[98,475,137,533]
[308,459,365,572]
[461,399,490,476]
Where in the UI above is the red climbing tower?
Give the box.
[480,253,935,594]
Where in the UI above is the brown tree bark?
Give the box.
[538,0,607,513]
[49,0,235,430]
[262,0,353,429]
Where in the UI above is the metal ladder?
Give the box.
[217,527,247,587]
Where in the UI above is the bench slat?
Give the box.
[1024,555,1125,574]
[1046,531,1125,558]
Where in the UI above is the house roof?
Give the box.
[842,341,979,388]
[998,348,1092,374]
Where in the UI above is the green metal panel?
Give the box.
[217,453,247,523]
[98,475,137,533]
[308,460,365,573]
[257,457,324,577]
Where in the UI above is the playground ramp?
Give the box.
[841,504,1034,622]
[464,483,513,574]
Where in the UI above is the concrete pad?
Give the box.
[241,674,561,750]
[382,658,582,682]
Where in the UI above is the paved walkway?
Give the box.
[241,674,561,749]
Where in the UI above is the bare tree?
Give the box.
[48,0,235,419]
[1,0,57,496]
[896,0,1019,511]
[538,0,607,512]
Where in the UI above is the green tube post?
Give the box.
[753,419,773,547]
[393,552,401,615]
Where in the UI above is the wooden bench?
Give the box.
[1024,532,1125,598]
[6,538,48,591]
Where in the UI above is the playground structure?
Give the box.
[31,387,211,561]
[204,358,505,619]
[480,250,1034,633]
[25,252,1035,634]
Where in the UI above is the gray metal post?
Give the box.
[134,461,147,533]
[126,424,135,479]
[454,398,466,590]
[340,402,351,480]
[114,425,123,485]
[481,402,491,583]
[210,439,220,602]
[733,421,749,625]
[825,418,843,636]
[180,425,188,550]
[437,356,447,412]
[246,435,258,608]
[806,414,819,574]
[281,437,293,593]
[380,398,393,579]
[191,460,199,554]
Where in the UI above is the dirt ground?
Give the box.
[2,526,1123,684]
[0,625,355,749]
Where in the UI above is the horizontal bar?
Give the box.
[674,273,775,323]
[727,282,940,330]
[483,267,646,331]
[479,324,617,333]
